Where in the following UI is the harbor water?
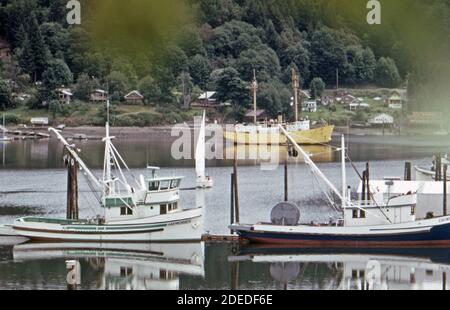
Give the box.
[1,133,450,290]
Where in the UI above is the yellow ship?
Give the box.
[224,124,335,145]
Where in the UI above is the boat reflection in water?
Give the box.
[13,242,205,290]
[224,144,333,164]
[229,246,450,290]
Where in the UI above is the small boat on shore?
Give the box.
[195,111,213,189]
[231,125,450,247]
[12,108,203,243]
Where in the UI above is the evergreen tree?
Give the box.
[310,77,326,99]
[375,57,401,88]
[42,58,73,91]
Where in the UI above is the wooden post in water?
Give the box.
[366,163,370,202]
[362,170,367,203]
[444,164,448,216]
[284,158,288,202]
[65,150,79,220]
[233,135,240,224]
[230,173,235,234]
[404,162,412,181]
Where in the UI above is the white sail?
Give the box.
[195,111,206,181]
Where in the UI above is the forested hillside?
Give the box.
[0,0,449,122]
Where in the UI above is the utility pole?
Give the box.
[292,68,300,122]
[250,70,258,125]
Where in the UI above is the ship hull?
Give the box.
[231,216,450,248]
[224,125,334,145]
[13,208,203,243]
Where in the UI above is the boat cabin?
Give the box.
[102,176,184,223]
[343,194,417,227]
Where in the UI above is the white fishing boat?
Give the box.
[0,114,12,142]
[12,108,203,242]
[195,110,213,189]
[0,225,29,245]
[231,125,450,247]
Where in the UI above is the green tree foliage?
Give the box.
[138,76,161,104]
[0,80,12,110]
[106,71,130,100]
[42,58,73,91]
[74,73,100,100]
[310,77,326,99]
[375,57,401,88]
[235,45,281,82]
[17,14,50,80]
[215,67,249,108]
[310,27,347,85]
[188,54,211,89]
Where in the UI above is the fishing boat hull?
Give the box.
[13,208,203,243]
[224,125,334,145]
[231,216,450,248]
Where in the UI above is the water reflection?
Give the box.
[13,242,205,290]
[230,246,450,290]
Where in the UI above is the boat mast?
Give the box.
[250,69,258,125]
[278,125,343,201]
[292,68,300,122]
[341,135,347,213]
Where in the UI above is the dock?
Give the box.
[201,234,239,243]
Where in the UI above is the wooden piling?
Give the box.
[366,163,370,202]
[444,164,448,216]
[404,162,412,181]
[233,136,240,223]
[230,173,235,234]
[284,159,288,202]
[362,170,367,203]
[65,151,79,220]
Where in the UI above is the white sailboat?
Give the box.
[195,110,213,189]
[12,103,203,242]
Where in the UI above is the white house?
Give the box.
[57,88,73,105]
[369,113,394,126]
[348,100,370,111]
[302,100,317,112]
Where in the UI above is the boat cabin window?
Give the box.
[170,179,180,189]
[411,206,416,216]
[352,209,365,219]
[160,204,167,215]
[149,181,160,191]
[168,202,178,212]
[120,206,133,216]
[160,180,171,190]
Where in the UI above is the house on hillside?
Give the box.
[244,109,269,123]
[387,90,407,109]
[348,99,370,111]
[302,100,317,113]
[57,88,73,105]
[191,91,223,109]
[0,38,11,61]
[124,90,144,105]
[90,89,108,103]
[369,113,394,126]
[342,94,357,105]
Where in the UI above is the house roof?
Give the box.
[245,109,267,118]
[92,89,107,94]
[124,90,144,99]
[198,91,216,100]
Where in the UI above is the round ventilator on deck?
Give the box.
[270,202,300,226]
